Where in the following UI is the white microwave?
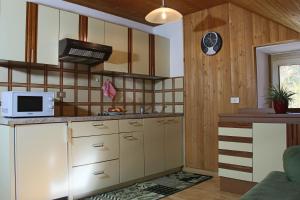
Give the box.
[1,91,55,117]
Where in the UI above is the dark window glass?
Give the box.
[17,96,43,112]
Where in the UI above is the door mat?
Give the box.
[82,171,212,200]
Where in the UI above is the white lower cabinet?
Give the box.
[15,123,68,200]
[120,131,144,183]
[144,118,166,176]
[71,160,119,197]
[165,117,183,170]
[144,117,183,176]
[253,123,287,182]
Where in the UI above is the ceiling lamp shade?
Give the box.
[145,0,183,24]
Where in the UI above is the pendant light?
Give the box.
[145,0,183,24]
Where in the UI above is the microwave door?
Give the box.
[17,96,43,113]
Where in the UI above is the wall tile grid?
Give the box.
[0,63,184,116]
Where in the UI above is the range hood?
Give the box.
[59,38,112,65]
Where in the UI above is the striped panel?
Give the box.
[219,168,253,182]
[219,149,252,158]
[218,122,252,129]
[219,155,252,167]
[218,127,252,137]
[219,141,252,152]
[219,163,253,173]
[219,136,252,143]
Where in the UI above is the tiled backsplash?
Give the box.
[0,62,184,116]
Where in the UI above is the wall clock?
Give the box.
[201,32,222,56]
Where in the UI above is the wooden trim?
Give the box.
[219,136,253,143]
[79,15,88,41]
[218,122,252,128]
[287,124,300,147]
[149,34,155,76]
[219,149,253,158]
[220,177,256,195]
[219,163,253,173]
[128,28,132,74]
[25,2,38,63]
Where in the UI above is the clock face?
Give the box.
[201,32,222,56]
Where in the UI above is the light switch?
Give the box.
[230,97,240,104]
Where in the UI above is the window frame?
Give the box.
[277,64,300,112]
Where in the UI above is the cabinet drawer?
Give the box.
[71,160,119,197]
[71,120,118,137]
[119,119,143,132]
[72,134,119,166]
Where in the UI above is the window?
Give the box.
[279,65,300,108]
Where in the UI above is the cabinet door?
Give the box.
[155,35,170,77]
[59,10,79,40]
[253,123,286,182]
[88,17,105,44]
[37,5,59,65]
[0,0,26,62]
[132,29,149,75]
[104,22,128,73]
[144,118,165,176]
[120,131,144,183]
[165,117,183,170]
[15,123,68,200]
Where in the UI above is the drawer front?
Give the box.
[72,134,119,166]
[71,120,119,137]
[119,119,143,132]
[71,160,119,197]
[218,127,253,182]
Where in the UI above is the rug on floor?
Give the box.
[82,171,212,200]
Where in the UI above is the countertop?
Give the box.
[0,113,184,126]
[219,113,300,124]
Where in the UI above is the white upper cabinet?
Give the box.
[88,17,105,44]
[155,35,170,77]
[59,10,79,40]
[0,0,26,62]
[37,5,59,65]
[132,29,149,75]
[104,22,128,73]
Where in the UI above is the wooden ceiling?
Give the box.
[66,0,300,32]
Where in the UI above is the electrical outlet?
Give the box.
[230,97,240,104]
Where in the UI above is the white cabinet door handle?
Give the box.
[92,143,104,148]
[123,136,137,141]
[93,171,105,176]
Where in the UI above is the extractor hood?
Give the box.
[59,38,112,65]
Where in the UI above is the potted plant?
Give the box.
[268,85,295,114]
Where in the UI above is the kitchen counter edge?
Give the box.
[0,113,184,126]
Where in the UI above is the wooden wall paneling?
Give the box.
[25,2,38,63]
[184,4,231,171]
[287,124,300,147]
[229,3,256,110]
[184,3,300,172]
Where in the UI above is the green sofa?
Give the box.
[241,145,300,200]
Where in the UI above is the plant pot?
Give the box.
[273,100,288,114]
